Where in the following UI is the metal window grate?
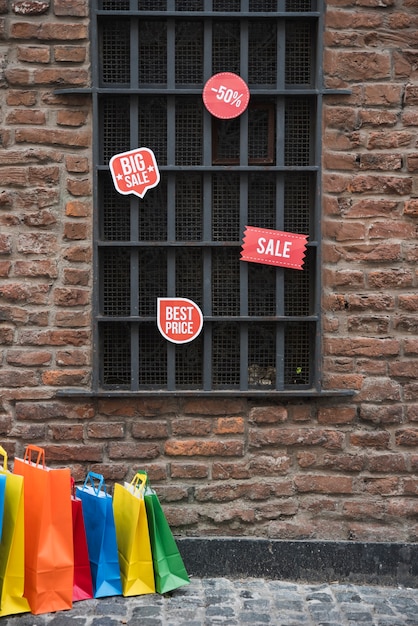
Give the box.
[138,97,167,165]
[284,172,312,233]
[212,174,240,242]
[176,337,204,387]
[285,98,313,166]
[138,249,167,316]
[212,322,240,387]
[249,21,277,85]
[100,173,131,241]
[101,96,130,164]
[175,174,203,241]
[101,248,131,316]
[100,20,130,85]
[94,1,323,393]
[102,322,131,387]
[212,248,240,316]
[175,98,203,165]
[213,21,240,75]
[176,249,204,309]
[286,20,314,86]
[176,22,203,85]
[248,324,276,388]
[139,21,167,85]
[139,323,167,386]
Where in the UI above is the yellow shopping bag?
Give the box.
[113,473,155,596]
[0,446,30,617]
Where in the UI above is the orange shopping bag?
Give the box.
[13,445,74,614]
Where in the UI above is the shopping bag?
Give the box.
[76,472,122,598]
[71,479,93,601]
[13,445,73,614]
[0,446,30,617]
[113,473,155,596]
[139,471,190,594]
[0,472,6,540]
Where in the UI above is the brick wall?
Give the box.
[0,0,418,542]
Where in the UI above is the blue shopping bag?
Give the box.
[0,472,6,540]
[76,472,122,598]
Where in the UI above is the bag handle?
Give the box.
[24,445,45,467]
[130,472,147,494]
[83,471,106,495]
[0,445,7,471]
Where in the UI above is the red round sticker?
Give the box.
[203,72,250,119]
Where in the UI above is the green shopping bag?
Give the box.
[138,471,189,594]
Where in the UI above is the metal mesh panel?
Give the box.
[212,322,240,387]
[284,321,312,385]
[286,0,314,11]
[212,21,240,75]
[138,177,167,241]
[249,105,275,163]
[213,0,241,10]
[176,0,203,8]
[248,264,276,316]
[100,1,130,8]
[138,249,167,316]
[248,324,276,388]
[284,247,313,315]
[175,98,203,165]
[138,97,167,165]
[284,172,312,233]
[138,0,166,9]
[212,248,240,315]
[101,96,130,164]
[102,322,131,387]
[138,323,167,386]
[139,21,167,85]
[250,0,280,9]
[213,118,240,164]
[248,173,276,229]
[175,174,203,241]
[101,248,131,316]
[286,20,313,86]
[212,174,240,242]
[100,173,131,241]
[249,21,277,85]
[176,337,203,387]
[176,22,203,85]
[100,20,130,85]
[285,98,312,166]
[176,249,204,309]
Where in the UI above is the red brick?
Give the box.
[131,421,168,439]
[6,350,51,366]
[165,439,244,457]
[41,369,90,386]
[108,442,161,460]
[170,463,209,479]
[87,423,124,439]
[395,429,418,447]
[214,417,245,434]
[350,431,390,449]
[295,475,353,494]
[249,428,344,450]
[248,406,288,424]
[171,419,211,437]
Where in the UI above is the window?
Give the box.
[91,0,324,394]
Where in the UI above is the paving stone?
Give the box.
[3,579,418,625]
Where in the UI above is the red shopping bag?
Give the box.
[71,479,93,601]
[13,445,74,614]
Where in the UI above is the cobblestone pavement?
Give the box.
[3,578,418,625]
